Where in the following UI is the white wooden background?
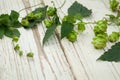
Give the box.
[0,0,120,80]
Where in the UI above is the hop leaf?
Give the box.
[68,1,92,19]
[106,13,120,26]
[43,15,60,45]
[98,42,120,62]
[5,28,20,38]
[10,10,19,21]
[61,21,74,39]
[0,26,5,39]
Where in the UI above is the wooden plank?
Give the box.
[28,0,76,80]
[101,0,120,80]
[0,0,44,80]
[0,0,120,80]
[43,0,120,80]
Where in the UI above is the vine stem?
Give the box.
[51,0,66,9]
[57,0,66,9]
[85,21,96,24]
[18,0,66,13]
[18,2,43,13]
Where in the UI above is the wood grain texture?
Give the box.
[0,0,120,80]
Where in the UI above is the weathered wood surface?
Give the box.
[0,0,120,80]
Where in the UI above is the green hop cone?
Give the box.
[26,12,35,20]
[21,18,29,27]
[27,52,34,57]
[14,44,20,51]
[67,30,78,42]
[62,16,67,22]
[12,36,19,43]
[108,32,120,42]
[9,27,14,30]
[77,22,85,32]
[96,33,108,40]
[44,20,53,28]
[47,7,56,16]
[92,35,107,49]
[110,0,119,11]
[26,12,42,20]
[62,15,76,23]
[34,13,42,19]
[94,20,107,35]
[19,51,23,56]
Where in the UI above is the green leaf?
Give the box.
[68,1,92,18]
[9,10,21,28]
[61,21,74,39]
[5,28,20,38]
[98,42,120,62]
[107,14,120,26]
[12,21,21,28]
[117,12,120,18]
[0,14,10,25]
[43,15,60,45]
[0,26,5,39]
[106,14,116,21]
[0,11,21,39]
[10,10,19,21]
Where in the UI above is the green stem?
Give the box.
[85,21,96,24]
[57,0,66,9]
[51,0,66,9]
